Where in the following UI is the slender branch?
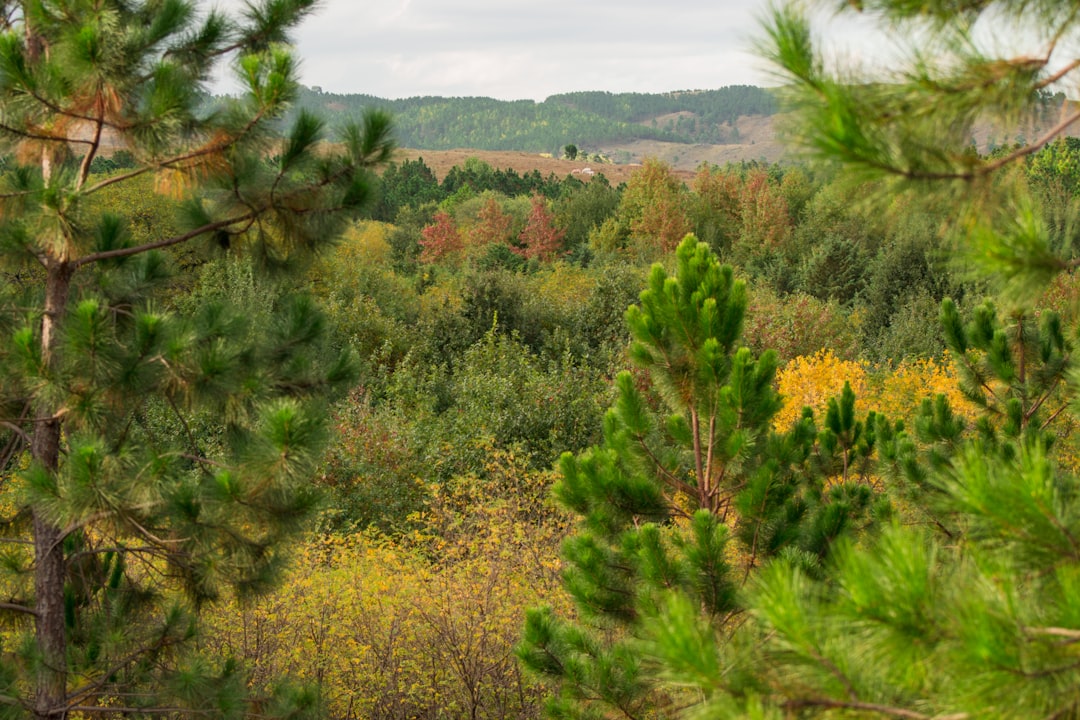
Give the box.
[782,698,967,720]
[0,188,42,201]
[1025,626,1080,642]
[79,164,153,195]
[975,110,1080,175]
[67,545,163,562]
[164,392,212,475]
[810,647,858,701]
[0,421,31,444]
[1035,59,1080,90]
[0,118,95,146]
[81,105,268,198]
[826,104,1080,182]
[704,414,716,497]
[1040,403,1069,432]
[1023,377,1059,424]
[633,435,697,499]
[0,601,37,616]
[179,453,229,470]
[72,212,255,268]
[691,409,707,507]
[75,94,105,191]
[67,706,214,716]
[65,631,187,704]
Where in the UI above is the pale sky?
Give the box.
[236,0,798,100]
[215,1,1067,102]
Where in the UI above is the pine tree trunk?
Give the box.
[31,261,73,720]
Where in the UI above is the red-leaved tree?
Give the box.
[470,196,514,247]
[516,195,566,261]
[420,211,463,263]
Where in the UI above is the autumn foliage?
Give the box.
[419,210,463,263]
[470,196,514,247]
[516,195,565,261]
[620,158,692,252]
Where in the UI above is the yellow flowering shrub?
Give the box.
[870,355,977,425]
[774,350,869,430]
[776,351,979,431]
[203,447,570,720]
[527,262,594,321]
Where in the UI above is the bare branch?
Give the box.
[1035,59,1080,90]
[0,421,31,444]
[1025,626,1080,643]
[0,601,38,616]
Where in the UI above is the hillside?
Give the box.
[291,86,782,169]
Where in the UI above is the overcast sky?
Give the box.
[247,0,807,100]
[210,1,1073,101]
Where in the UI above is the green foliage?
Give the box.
[0,1,394,716]
[520,236,887,719]
[290,86,778,153]
[658,3,1080,717]
[372,156,445,222]
[555,175,618,245]
[617,158,692,256]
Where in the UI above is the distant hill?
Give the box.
[290,86,779,161]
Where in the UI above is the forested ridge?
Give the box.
[289,85,777,151]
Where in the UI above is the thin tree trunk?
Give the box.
[31,261,73,720]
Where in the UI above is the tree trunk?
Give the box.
[31,261,73,720]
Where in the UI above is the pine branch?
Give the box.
[1025,626,1080,643]
[633,434,697,499]
[80,103,271,198]
[0,118,95,146]
[65,631,188,705]
[1035,59,1080,90]
[0,420,30,445]
[75,95,106,190]
[0,601,37,616]
[72,212,256,268]
[782,698,968,720]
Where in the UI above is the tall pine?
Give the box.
[519,234,892,719]
[0,1,393,717]
[622,1,1080,717]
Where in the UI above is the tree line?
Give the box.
[287,85,779,153]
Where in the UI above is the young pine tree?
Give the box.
[519,235,892,719]
[637,1,1080,717]
[0,1,394,718]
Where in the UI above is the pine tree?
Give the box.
[622,2,1080,717]
[0,1,394,717]
[694,302,1080,720]
[519,235,891,719]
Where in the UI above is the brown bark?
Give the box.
[31,260,74,720]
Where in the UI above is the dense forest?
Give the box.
[11,135,1079,717]
[289,85,778,152]
[3,0,1080,719]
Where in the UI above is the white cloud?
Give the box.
[283,0,774,99]
[209,0,905,100]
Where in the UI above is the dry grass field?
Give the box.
[394,113,788,181]
[392,148,652,184]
